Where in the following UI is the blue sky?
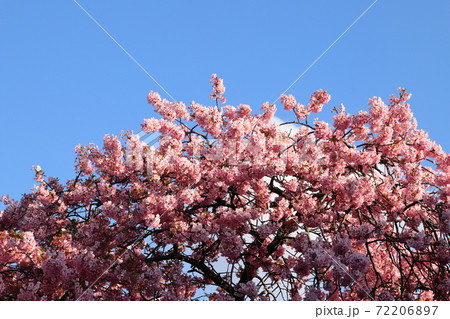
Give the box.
[1,0,449,203]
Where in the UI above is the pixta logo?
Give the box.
[125,129,324,176]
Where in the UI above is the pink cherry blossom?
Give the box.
[209,73,226,104]
[0,79,448,301]
[308,89,330,113]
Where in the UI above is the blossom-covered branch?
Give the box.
[0,76,449,300]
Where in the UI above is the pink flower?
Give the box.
[406,232,431,251]
[345,252,370,273]
[308,89,330,113]
[259,102,277,123]
[294,104,310,120]
[314,120,332,139]
[378,290,395,301]
[209,74,226,104]
[304,287,322,300]
[280,94,297,111]
[236,281,258,300]
[333,235,350,255]
[350,223,375,240]
[333,104,351,131]
[440,210,450,233]
[368,96,388,133]
[147,91,161,105]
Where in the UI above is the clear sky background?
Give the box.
[1,0,449,204]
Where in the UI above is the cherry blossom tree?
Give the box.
[1,74,449,300]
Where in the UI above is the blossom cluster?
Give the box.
[209,73,226,104]
[0,76,449,301]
